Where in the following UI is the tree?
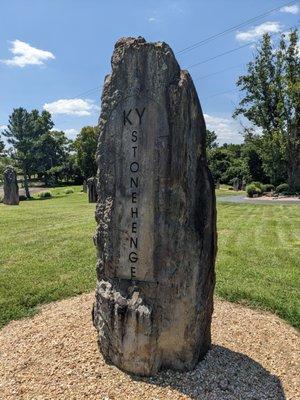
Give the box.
[242,130,267,182]
[35,130,70,184]
[206,129,218,150]
[234,30,300,189]
[3,108,33,197]
[0,137,10,179]
[3,108,54,197]
[47,154,83,184]
[74,126,99,179]
[0,137,4,155]
[207,144,248,184]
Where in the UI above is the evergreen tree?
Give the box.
[0,137,5,157]
[3,108,54,196]
[3,108,33,197]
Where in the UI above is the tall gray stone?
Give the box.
[93,37,217,376]
[87,177,97,203]
[3,166,19,205]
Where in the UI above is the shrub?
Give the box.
[264,184,275,192]
[246,184,262,198]
[276,183,289,194]
[38,191,52,199]
[19,195,27,201]
[251,181,265,192]
[0,195,3,203]
[64,188,74,194]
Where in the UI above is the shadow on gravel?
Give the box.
[134,345,285,399]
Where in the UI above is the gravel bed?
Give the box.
[0,293,298,399]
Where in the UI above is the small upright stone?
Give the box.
[93,37,217,376]
[87,177,97,203]
[3,166,19,205]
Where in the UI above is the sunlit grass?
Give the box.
[216,203,300,328]
[0,186,299,328]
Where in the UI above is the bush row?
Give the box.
[246,182,298,197]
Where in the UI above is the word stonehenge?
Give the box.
[123,107,145,279]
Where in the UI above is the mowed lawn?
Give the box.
[0,187,96,328]
[0,186,299,329]
[217,202,299,328]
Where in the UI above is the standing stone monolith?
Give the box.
[3,166,19,205]
[87,177,97,203]
[93,37,217,376]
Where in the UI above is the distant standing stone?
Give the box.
[3,166,19,205]
[93,37,217,376]
[87,177,97,203]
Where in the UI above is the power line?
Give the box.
[187,23,299,69]
[176,0,296,56]
[46,19,299,131]
[202,88,239,100]
[192,64,245,81]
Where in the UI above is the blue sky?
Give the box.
[0,0,299,144]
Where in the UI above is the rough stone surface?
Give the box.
[87,177,97,203]
[93,37,217,376]
[3,166,19,205]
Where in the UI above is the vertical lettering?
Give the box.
[135,107,146,124]
[130,162,139,173]
[131,192,137,203]
[131,207,138,218]
[132,146,137,157]
[130,237,138,249]
[131,130,137,142]
[132,221,137,233]
[129,251,138,262]
[123,109,132,125]
[130,177,138,188]
[131,266,136,278]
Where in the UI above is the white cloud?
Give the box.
[64,128,79,139]
[51,127,79,139]
[204,113,243,144]
[236,21,282,42]
[148,17,157,22]
[1,39,55,68]
[280,4,299,14]
[43,98,98,116]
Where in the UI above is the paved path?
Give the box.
[0,186,45,196]
[217,195,300,205]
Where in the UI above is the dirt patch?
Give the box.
[0,293,298,399]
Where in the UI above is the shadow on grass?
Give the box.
[132,345,285,399]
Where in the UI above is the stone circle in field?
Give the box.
[3,165,19,205]
[93,37,217,376]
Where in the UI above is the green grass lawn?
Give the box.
[217,202,299,328]
[0,187,96,327]
[0,186,299,329]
